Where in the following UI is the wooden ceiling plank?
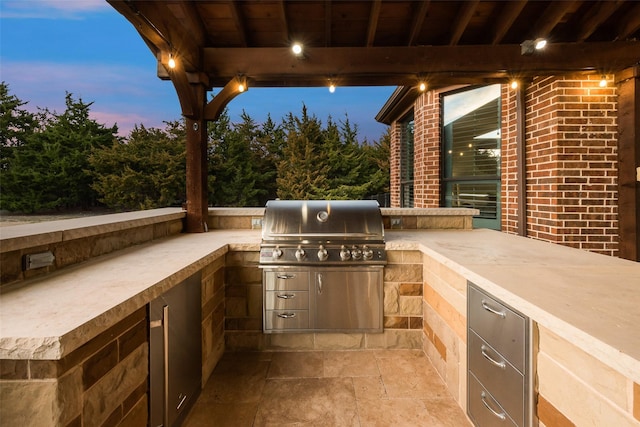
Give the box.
[492,0,528,45]
[617,3,640,40]
[576,0,624,42]
[229,0,248,47]
[534,0,577,39]
[449,0,479,46]
[167,2,207,46]
[279,0,290,42]
[366,0,382,47]
[407,0,431,46]
[325,0,331,47]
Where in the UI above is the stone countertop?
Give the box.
[0,230,260,360]
[1,228,638,384]
[387,229,640,383]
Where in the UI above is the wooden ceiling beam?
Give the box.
[407,1,430,46]
[534,1,577,39]
[492,0,527,45]
[617,3,640,40]
[366,0,381,47]
[279,0,290,42]
[576,1,624,42]
[202,41,640,87]
[229,0,248,47]
[449,0,479,46]
[167,2,207,46]
[324,0,332,47]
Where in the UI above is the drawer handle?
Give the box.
[481,345,506,369]
[277,312,296,319]
[277,293,295,299]
[481,391,507,421]
[277,274,295,279]
[481,300,506,318]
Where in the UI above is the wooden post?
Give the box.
[616,66,640,261]
[184,84,209,233]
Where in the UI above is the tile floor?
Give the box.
[183,349,471,426]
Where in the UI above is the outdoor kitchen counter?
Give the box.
[1,228,639,386]
[0,230,261,360]
[385,228,640,384]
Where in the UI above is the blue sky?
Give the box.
[0,0,395,142]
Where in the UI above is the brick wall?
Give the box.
[501,84,520,234]
[389,77,620,256]
[389,122,401,207]
[413,91,442,208]
[524,75,619,256]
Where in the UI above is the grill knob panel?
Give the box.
[295,247,306,261]
[340,245,351,261]
[317,245,329,261]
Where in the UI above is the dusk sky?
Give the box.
[0,0,396,142]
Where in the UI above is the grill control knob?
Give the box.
[317,245,329,261]
[362,246,374,260]
[351,246,363,260]
[295,247,306,261]
[272,247,283,259]
[340,245,351,261]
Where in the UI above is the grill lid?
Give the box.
[262,200,384,243]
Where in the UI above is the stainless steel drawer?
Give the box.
[264,270,310,291]
[265,310,309,330]
[469,372,518,427]
[265,291,309,310]
[468,285,526,373]
[469,330,524,426]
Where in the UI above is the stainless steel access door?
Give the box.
[312,267,383,332]
[149,272,202,427]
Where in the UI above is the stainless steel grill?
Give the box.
[259,200,386,266]
[259,200,386,333]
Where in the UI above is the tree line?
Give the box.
[0,82,390,213]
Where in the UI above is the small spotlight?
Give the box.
[292,43,303,55]
[419,82,427,92]
[510,80,519,90]
[238,84,245,93]
[599,75,607,88]
[168,54,176,69]
[329,84,336,93]
[521,38,547,55]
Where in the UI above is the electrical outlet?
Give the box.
[391,217,402,228]
[251,217,263,229]
[23,251,55,270]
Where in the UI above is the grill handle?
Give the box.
[277,273,295,279]
[277,312,296,319]
[317,273,323,295]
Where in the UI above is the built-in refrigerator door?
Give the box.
[149,272,202,427]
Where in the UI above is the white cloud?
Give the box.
[0,0,109,19]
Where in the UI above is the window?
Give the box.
[399,113,414,207]
[442,85,501,230]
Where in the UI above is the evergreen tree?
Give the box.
[277,105,328,199]
[208,110,266,206]
[0,93,116,212]
[89,121,186,210]
[254,114,284,203]
[0,82,36,171]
